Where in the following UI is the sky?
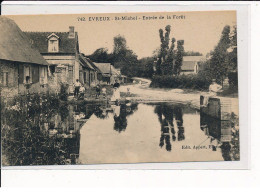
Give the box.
[7,11,236,59]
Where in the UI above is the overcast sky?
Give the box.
[8,11,236,59]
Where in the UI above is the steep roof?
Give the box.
[181,56,206,71]
[24,31,78,54]
[85,58,102,73]
[0,16,48,66]
[93,63,119,75]
[78,54,95,70]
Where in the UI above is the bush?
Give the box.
[1,94,70,166]
[59,83,69,101]
[228,72,238,90]
[150,74,211,90]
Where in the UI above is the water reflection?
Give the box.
[200,112,240,161]
[81,102,138,133]
[154,104,185,151]
[112,102,138,133]
[2,99,240,165]
[40,105,83,164]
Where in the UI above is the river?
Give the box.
[1,81,240,166]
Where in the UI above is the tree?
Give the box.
[112,35,139,77]
[209,25,231,84]
[164,38,176,75]
[113,35,128,65]
[88,47,113,63]
[173,40,184,76]
[113,35,127,55]
[136,57,155,78]
[156,25,176,75]
[228,25,237,72]
[227,25,238,88]
[183,51,203,56]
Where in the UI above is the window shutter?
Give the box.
[18,65,24,84]
[32,66,39,84]
[6,72,8,87]
[0,72,2,85]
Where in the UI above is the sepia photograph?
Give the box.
[0,11,239,166]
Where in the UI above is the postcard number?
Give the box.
[77,17,86,22]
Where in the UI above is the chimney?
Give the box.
[68,26,75,38]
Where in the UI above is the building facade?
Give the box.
[24,27,96,93]
[0,17,49,97]
[93,63,120,85]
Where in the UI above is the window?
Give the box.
[49,40,58,52]
[49,65,56,74]
[24,66,31,84]
[40,66,47,84]
[1,72,8,86]
[83,72,87,84]
[90,73,93,82]
[48,37,59,52]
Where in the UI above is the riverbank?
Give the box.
[68,84,114,102]
[119,80,239,116]
[67,78,238,116]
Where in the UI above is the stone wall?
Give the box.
[0,60,48,98]
[0,60,19,98]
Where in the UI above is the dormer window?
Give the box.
[47,33,59,52]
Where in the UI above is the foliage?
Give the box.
[156,25,176,75]
[227,25,237,72]
[112,35,139,77]
[208,25,231,84]
[183,51,203,56]
[150,74,211,90]
[88,35,140,78]
[1,94,73,166]
[173,40,185,76]
[136,57,155,78]
[87,48,113,63]
[113,35,127,55]
[195,25,238,94]
[59,83,69,101]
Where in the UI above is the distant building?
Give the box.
[83,57,102,87]
[180,56,206,75]
[114,68,127,83]
[0,17,49,97]
[93,63,120,85]
[24,26,96,93]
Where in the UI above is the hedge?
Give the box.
[150,74,211,90]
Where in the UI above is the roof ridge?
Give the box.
[23,31,69,33]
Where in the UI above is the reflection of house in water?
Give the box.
[154,104,185,152]
[200,112,239,161]
[42,105,91,164]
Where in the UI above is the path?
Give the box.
[119,77,239,115]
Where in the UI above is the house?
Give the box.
[180,56,206,75]
[0,17,49,97]
[114,68,127,83]
[93,63,120,85]
[24,26,96,93]
[78,54,98,87]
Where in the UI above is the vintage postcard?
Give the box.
[0,11,240,166]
